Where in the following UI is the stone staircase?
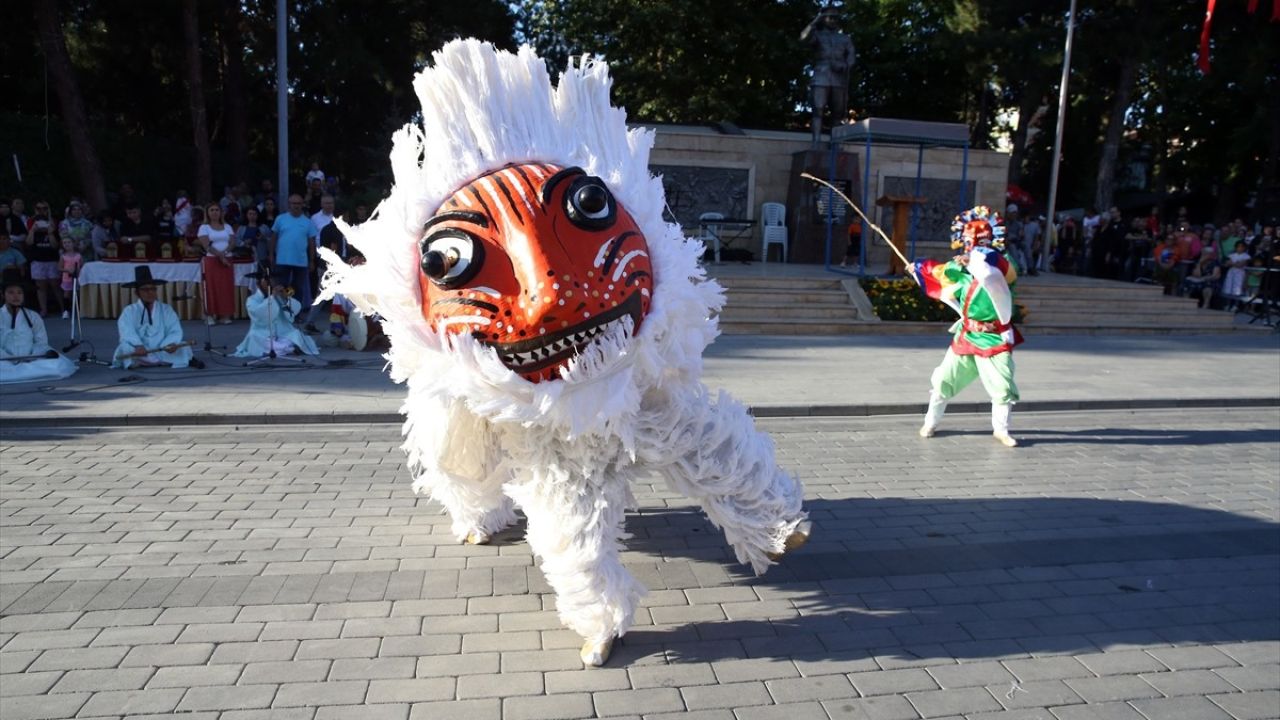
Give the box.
[714,271,1248,335]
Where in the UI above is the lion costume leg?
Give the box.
[640,384,808,575]
[505,465,644,667]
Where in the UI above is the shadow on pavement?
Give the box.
[613,499,1280,666]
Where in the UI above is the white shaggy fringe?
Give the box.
[321,39,806,644]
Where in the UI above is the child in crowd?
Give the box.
[1222,240,1252,309]
[305,162,325,185]
[58,236,83,319]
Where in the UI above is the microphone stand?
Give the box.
[246,288,304,367]
[63,275,109,366]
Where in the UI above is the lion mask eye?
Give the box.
[420,229,484,287]
[565,176,616,230]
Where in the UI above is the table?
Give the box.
[77,261,257,320]
[698,218,756,263]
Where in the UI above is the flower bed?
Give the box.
[860,277,1027,323]
[859,277,953,322]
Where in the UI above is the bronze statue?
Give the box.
[802,7,856,147]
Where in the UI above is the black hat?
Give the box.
[244,264,271,280]
[2,268,23,292]
[122,265,168,289]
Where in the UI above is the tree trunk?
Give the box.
[32,0,107,211]
[1006,87,1043,190]
[1093,54,1138,213]
[182,0,213,204]
[221,0,250,187]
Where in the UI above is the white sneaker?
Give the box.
[60,311,69,319]
[205,317,216,326]
[993,432,1018,448]
[919,424,936,438]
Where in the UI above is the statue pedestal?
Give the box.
[875,194,926,275]
[784,149,861,265]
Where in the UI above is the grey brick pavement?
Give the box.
[1,408,1277,719]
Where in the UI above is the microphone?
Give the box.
[61,339,81,353]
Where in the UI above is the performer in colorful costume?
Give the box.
[320,40,809,667]
[912,206,1022,447]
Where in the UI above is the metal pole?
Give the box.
[825,134,836,268]
[910,144,923,259]
[276,0,288,207]
[1043,0,1078,272]
[860,133,871,275]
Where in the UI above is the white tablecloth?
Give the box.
[76,261,256,320]
[80,261,256,287]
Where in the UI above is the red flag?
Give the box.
[1199,0,1217,74]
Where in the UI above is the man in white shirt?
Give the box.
[310,195,336,239]
[0,270,77,384]
[112,266,203,369]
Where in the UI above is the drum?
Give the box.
[347,309,369,351]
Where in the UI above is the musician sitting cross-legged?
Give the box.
[112,266,203,369]
[234,268,319,358]
[0,269,77,384]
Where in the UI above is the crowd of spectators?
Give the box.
[0,165,369,327]
[1042,205,1277,311]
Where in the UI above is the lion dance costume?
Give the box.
[911,206,1022,447]
[320,40,809,666]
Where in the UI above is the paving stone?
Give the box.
[1141,669,1242,697]
[680,680,772,710]
[544,668,632,694]
[0,669,62,697]
[240,659,331,685]
[49,667,154,693]
[904,686,1002,718]
[28,646,129,672]
[1048,701,1147,719]
[329,657,415,681]
[1129,696,1235,720]
[1147,646,1240,671]
[821,694,922,720]
[851,668,941,696]
[77,688,186,716]
[766,674,858,702]
[366,678,456,704]
[1208,690,1280,720]
[628,662,717,688]
[177,684,278,712]
[1213,664,1280,692]
[273,680,368,707]
[500,693,596,720]
[0,692,90,720]
[988,679,1083,710]
[408,698,501,720]
[927,661,1016,689]
[733,701,835,719]
[120,642,214,667]
[317,704,408,720]
[1001,657,1093,682]
[1074,650,1168,676]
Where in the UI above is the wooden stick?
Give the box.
[114,340,197,362]
[800,172,916,274]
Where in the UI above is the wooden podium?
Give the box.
[875,194,926,275]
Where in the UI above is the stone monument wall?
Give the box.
[645,124,1009,266]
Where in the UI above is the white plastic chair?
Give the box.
[698,212,725,263]
[761,202,788,263]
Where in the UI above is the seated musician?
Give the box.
[112,266,203,369]
[0,269,77,384]
[234,267,319,358]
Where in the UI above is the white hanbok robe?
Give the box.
[233,291,319,357]
[113,300,193,368]
[0,306,77,384]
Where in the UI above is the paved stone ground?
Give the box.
[1,408,1278,720]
